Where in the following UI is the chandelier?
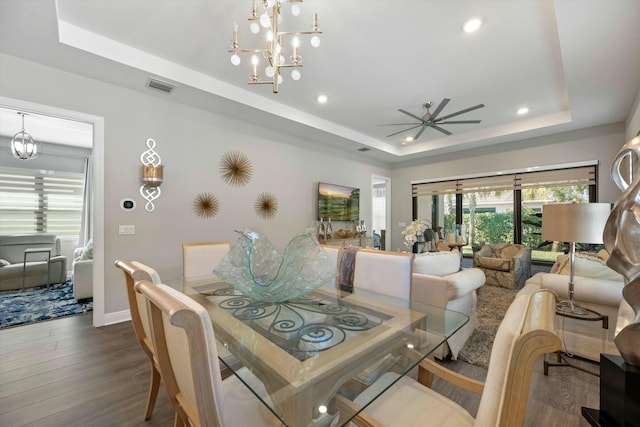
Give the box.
[11,112,39,160]
[229,0,322,93]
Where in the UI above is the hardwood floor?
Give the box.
[0,313,599,426]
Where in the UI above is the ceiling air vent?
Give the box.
[357,147,370,152]
[147,78,175,94]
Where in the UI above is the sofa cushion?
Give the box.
[475,256,510,272]
[414,251,460,276]
[553,252,624,282]
[79,239,94,261]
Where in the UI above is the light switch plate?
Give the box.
[119,225,135,235]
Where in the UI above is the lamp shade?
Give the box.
[541,203,611,244]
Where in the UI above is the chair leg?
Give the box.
[144,362,162,420]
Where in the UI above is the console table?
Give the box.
[23,247,52,289]
[321,236,375,248]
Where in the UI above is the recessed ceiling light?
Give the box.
[317,94,328,103]
[405,136,414,142]
[462,18,482,33]
[516,107,530,115]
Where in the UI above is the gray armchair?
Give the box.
[473,243,531,289]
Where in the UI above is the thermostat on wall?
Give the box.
[120,198,136,211]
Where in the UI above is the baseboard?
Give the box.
[103,309,131,326]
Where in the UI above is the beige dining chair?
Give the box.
[320,244,342,288]
[352,249,414,299]
[182,241,231,279]
[340,289,561,427]
[113,259,162,421]
[134,280,281,427]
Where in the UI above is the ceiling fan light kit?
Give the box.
[229,0,322,93]
[383,98,485,141]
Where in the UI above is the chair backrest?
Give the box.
[353,249,414,299]
[320,244,342,288]
[114,259,161,355]
[135,280,225,427]
[475,289,560,427]
[182,241,231,279]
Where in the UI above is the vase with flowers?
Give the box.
[401,219,430,253]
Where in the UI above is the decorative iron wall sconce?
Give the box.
[140,138,163,212]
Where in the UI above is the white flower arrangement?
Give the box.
[401,219,429,248]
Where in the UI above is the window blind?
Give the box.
[0,169,85,237]
[412,165,596,196]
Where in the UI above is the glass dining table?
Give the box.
[171,276,468,427]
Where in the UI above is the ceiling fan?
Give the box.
[382,98,485,140]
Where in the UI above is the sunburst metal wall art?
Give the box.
[193,192,220,218]
[255,192,278,219]
[220,151,253,186]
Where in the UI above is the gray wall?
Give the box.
[0,54,390,316]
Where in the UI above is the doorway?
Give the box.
[371,175,391,250]
[0,96,105,326]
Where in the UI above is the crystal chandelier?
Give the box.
[229,0,322,93]
[11,112,39,160]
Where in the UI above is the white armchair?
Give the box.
[72,240,93,300]
[411,250,485,359]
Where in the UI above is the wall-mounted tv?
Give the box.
[318,182,360,221]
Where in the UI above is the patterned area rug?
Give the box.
[0,282,93,328]
[457,284,518,369]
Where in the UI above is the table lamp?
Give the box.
[541,203,611,314]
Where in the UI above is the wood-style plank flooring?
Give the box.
[0,313,599,426]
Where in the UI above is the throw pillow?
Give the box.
[475,256,511,272]
[0,259,10,267]
[413,251,461,276]
[80,239,94,260]
[554,252,623,282]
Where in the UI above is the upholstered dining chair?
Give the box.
[134,280,281,427]
[352,249,414,299]
[182,241,231,279]
[340,289,561,427]
[114,259,162,421]
[320,244,342,288]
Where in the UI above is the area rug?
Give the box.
[457,284,518,369]
[0,281,93,328]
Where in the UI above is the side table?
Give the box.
[544,306,608,377]
[23,247,52,289]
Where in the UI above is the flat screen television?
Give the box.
[318,182,360,221]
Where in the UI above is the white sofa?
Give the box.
[0,234,68,291]
[411,250,486,359]
[72,241,93,300]
[518,251,625,360]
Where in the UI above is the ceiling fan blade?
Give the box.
[379,123,422,126]
[430,124,452,136]
[386,124,423,137]
[437,103,485,121]
[436,120,482,124]
[398,109,426,123]
[429,98,450,120]
[414,126,427,140]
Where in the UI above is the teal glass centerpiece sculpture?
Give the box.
[213,228,338,302]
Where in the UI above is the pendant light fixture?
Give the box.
[11,112,39,160]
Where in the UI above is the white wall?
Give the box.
[390,123,627,252]
[0,54,391,317]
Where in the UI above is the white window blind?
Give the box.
[413,166,596,196]
[0,170,85,237]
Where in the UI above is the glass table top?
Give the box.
[174,275,469,427]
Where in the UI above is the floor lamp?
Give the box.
[541,203,611,314]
